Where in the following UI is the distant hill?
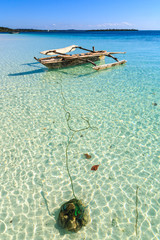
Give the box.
[0,27,138,33]
[0,27,14,32]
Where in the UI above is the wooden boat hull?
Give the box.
[35,51,106,69]
[43,56,104,69]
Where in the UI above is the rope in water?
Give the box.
[57,80,96,199]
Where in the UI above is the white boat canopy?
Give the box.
[40,45,78,55]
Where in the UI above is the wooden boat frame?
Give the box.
[34,46,127,70]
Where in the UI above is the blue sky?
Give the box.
[1,0,160,30]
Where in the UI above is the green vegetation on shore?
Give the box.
[0,27,49,33]
[0,27,13,32]
[0,26,138,33]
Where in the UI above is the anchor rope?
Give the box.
[57,80,96,199]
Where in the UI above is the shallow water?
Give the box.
[0,31,160,239]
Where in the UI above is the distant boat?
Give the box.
[34,45,127,70]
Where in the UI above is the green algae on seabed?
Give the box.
[58,198,90,232]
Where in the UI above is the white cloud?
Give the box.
[91,22,134,29]
[121,22,133,26]
[49,22,134,30]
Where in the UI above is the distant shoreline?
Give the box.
[0,27,138,33]
[87,29,138,32]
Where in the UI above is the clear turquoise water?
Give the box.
[0,31,160,240]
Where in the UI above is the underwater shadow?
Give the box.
[8,60,126,77]
[53,208,75,236]
[45,65,99,78]
[40,191,74,236]
[8,68,47,76]
[21,62,40,67]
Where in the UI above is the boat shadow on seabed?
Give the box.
[8,62,47,77]
[7,58,125,78]
[7,61,103,78]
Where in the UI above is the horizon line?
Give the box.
[1,27,160,32]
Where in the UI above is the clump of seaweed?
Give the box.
[58,198,90,232]
[91,165,99,171]
[84,153,92,159]
[152,102,157,106]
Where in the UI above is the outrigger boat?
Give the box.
[34,45,127,70]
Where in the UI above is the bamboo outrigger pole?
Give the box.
[93,60,127,70]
